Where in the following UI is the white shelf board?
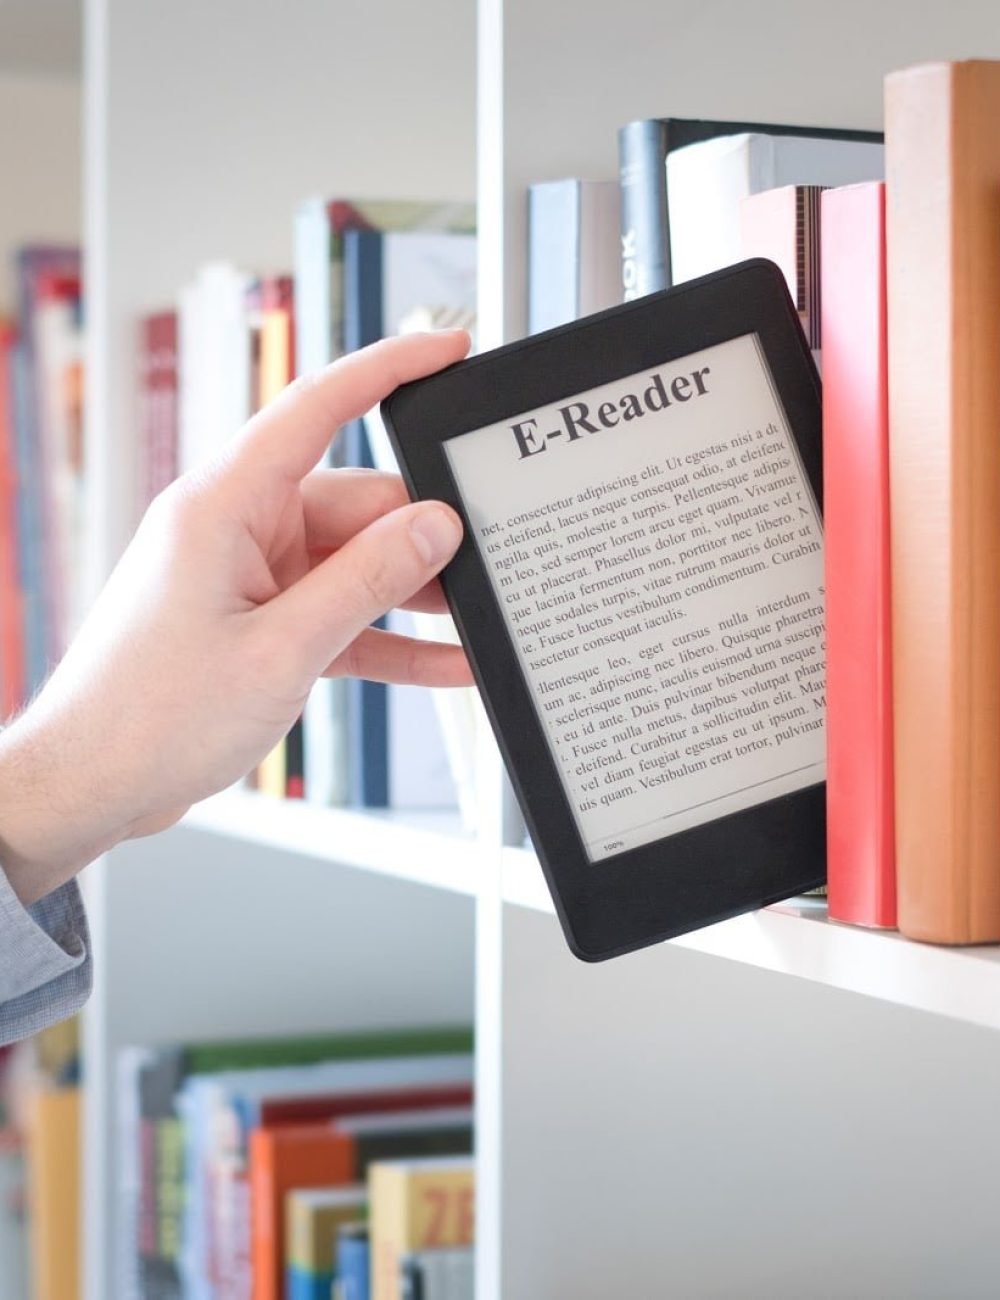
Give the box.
[501,845,1000,1031]
[182,788,480,896]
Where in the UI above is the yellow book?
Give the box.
[369,1156,474,1300]
[254,276,295,798]
[26,1086,80,1300]
[286,1184,366,1277]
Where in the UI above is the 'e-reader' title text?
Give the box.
[510,365,711,461]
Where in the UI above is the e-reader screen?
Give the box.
[444,331,824,863]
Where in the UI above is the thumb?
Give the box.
[263,500,464,681]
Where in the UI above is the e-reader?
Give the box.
[381,259,825,960]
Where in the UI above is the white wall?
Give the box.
[0,72,81,312]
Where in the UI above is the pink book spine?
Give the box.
[821,181,896,928]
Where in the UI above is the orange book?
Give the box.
[250,1124,354,1300]
[821,182,895,929]
[26,1087,80,1300]
[0,324,25,717]
[886,61,1000,942]
[254,276,299,798]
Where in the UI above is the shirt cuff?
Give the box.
[0,869,92,1046]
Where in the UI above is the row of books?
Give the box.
[526,61,1000,947]
[137,204,480,821]
[0,246,83,719]
[117,1023,476,1300]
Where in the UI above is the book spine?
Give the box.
[294,203,350,809]
[527,180,581,333]
[0,329,25,717]
[886,61,1000,942]
[617,118,670,298]
[288,1267,332,1300]
[343,229,388,807]
[821,182,895,929]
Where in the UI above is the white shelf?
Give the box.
[502,844,1000,1031]
[183,788,481,897]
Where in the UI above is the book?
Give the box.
[253,275,302,800]
[527,179,621,333]
[617,116,882,296]
[118,1027,472,1300]
[26,1085,80,1300]
[10,247,82,687]
[294,199,475,811]
[668,131,884,285]
[0,322,25,717]
[400,1247,474,1300]
[821,182,895,931]
[364,406,481,830]
[342,226,477,809]
[334,1224,370,1300]
[286,1186,367,1300]
[740,184,824,356]
[31,272,84,650]
[369,1156,474,1300]
[178,1047,473,1299]
[0,1136,28,1300]
[139,310,180,511]
[886,60,1000,944]
[177,260,253,475]
[252,1107,472,1300]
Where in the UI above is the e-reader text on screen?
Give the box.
[444,332,825,863]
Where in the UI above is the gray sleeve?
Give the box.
[0,868,92,1046]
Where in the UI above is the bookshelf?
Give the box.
[79,2,1000,1299]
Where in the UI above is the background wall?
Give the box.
[0,73,81,313]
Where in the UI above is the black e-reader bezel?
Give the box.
[381,259,825,961]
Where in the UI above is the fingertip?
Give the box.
[409,503,464,568]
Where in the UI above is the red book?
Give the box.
[139,311,179,511]
[820,181,895,928]
[0,324,25,717]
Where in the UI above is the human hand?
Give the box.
[0,329,473,904]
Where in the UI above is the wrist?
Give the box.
[0,708,128,905]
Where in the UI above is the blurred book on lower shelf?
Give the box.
[0,1015,82,1300]
[400,1246,474,1300]
[116,1024,473,1300]
[370,1155,474,1300]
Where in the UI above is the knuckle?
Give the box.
[356,550,398,613]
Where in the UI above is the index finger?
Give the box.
[227,329,471,485]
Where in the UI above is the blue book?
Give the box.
[342,229,389,807]
[9,342,47,695]
[335,1226,370,1300]
[288,1265,334,1300]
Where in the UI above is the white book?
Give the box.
[366,407,480,827]
[528,178,621,333]
[357,228,479,821]
[667,132,884,285]
[177,261,252,475]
